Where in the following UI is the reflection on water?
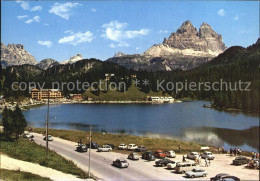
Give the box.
[181,127,259,152]
[1,101,258,152]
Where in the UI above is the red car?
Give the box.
[154,150,166,158]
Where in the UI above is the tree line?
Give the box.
[0,43,259,113]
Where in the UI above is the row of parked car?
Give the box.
[116,151,240,180]
[74,142,250,179]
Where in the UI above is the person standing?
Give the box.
[205,158,208,167]
[183,155,186,162]
[252,151,255,159]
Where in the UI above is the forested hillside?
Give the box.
[0,39,259,113]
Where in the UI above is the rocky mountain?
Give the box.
[61,54,83,64]
[114,51,126,57]
[1,42,37,68]
[36,58,59,70]
[162,21,226,55]
[107,20,227,71]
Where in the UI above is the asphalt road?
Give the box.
[32,133,185,181]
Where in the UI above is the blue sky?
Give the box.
[1,1,259,62]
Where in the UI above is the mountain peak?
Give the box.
[61,53,83,64]
[36,58,59,70]
[163,21,226,54]
[1,42,37,68]
[114,51,125,57]
[176,20,197,34]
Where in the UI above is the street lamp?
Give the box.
[88,125,92,178]
[46,88,50,158]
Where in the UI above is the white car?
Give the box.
[201,151,215,160]
[22,133,34,138]
[128,152,139,160]
[167,161,179,169]
[113,158,129,168]
[97,145,112,152]
[118,144,127,150]
[43,135,53,141]
[187,152,200,160]
[127,144,138,150]
[166,150,176,158]
[22,131,34,138]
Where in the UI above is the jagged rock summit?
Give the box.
[108,20,227,71]
[147,20,227,57]
[61,54,83,64]
[1,42,37,68]
[36,58,59,70]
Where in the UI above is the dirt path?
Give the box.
[0,154,84,181]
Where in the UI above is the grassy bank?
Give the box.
[32,128,215,154]
[0,134,86,178]
[83,81,170,101]
[0,169,51,181]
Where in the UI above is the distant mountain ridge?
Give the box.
[107,20,227,71]
[61,54,83,64]
[36,58,59,70]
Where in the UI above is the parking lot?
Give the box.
[32,133,259,180]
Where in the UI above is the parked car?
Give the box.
[142,151,156,161]
[87,142,99,149]
[166,150,176,158]
[22,132,34,139]
[128,152,139,160]
[43,135,53,141]
[201,151,215,160]
[113,158,129,168]
[167,161,179,170]
[118,144,127,150]
[154,150,166,158]
[135,146,147,152]
[210,173,240,181]
[127,144,138,150]
[232,156,250,165]
[175,161,196,173]
[97,145,112,152]
[155,158,175,167]
[185,168,208,178]
[76,144,88,152]
[187,152,200,160]
[105,143,115,149]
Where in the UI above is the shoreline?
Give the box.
[0,99,180,113]
[30,127,255,156]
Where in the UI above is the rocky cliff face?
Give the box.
[162,21,226,56]
[1,42,37,68]
[107,20,227,71]
[36,58,59,70]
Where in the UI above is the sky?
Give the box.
[1,1,259,62]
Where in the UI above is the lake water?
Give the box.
[1,101,259,152]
